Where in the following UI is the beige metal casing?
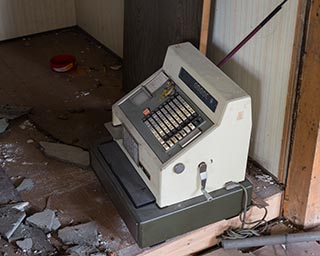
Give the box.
[112,42,251,207]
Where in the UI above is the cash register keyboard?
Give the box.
[143,93,203,151]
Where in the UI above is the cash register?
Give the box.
[91,42,253,248]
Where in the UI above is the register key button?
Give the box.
[143,108,151,116]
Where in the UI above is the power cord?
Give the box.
[221,181,269,240]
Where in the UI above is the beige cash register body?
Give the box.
[110,42,252,208]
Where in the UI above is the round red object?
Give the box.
[50,55,76,72]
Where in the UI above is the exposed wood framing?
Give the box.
[139,192,282,256]
[278,0,308,183]
[199,0,211,55]
[284,0,320,228]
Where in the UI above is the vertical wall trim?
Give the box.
[284,0,320,228]
[278,0,308,183]
[200,0,212,54]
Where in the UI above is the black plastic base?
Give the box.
[90,139,252,248]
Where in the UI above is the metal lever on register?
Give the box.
[199,162,213,201]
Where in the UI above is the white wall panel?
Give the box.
[0,0,76,41]
[75,0,124,57]
[207,0,299,176]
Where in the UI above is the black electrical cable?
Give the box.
[221,182,269,240]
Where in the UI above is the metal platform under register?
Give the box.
[90,139,252,248]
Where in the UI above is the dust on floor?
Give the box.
[0,27,123,149]
[0,28,139,255]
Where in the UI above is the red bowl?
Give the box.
[50,55,76,72]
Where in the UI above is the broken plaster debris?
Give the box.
[66,244,99,256]
[0,105,32,120]
[26,209,61,233]
[255,174,275,184]
[0,239,19,256]
[58,222,98,246]
[75,91,91,98]
[0,204,26,240]
[9,224,55,255]
[16,178,34,192]
[91,253,107,256]
[0,143,24,168]
[16,238,33,252]
[10,202,30,212]
[9,223,33,242]
[0,170,21,204]
[109,64,122,71]
[19,120,35,130]
[0,118,9,133]
[39,141,90,167]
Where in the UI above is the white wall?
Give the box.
[207,0,299,176]
[0,0,76,41]
[75,0,124,57]
[0,0,123,57]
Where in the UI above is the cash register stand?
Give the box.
[91,138,252,248]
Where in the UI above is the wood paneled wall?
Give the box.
[0,0,76,41]
[123,0,203,92]
[75,0,124,57]
[207,0,299,176]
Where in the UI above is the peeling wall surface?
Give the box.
[75,0,124,57]
[0,0,76,40]
[207,0,299,176]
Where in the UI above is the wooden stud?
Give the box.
[284,0,320,228]
[200,0,212,55]
[278,0,308,183]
